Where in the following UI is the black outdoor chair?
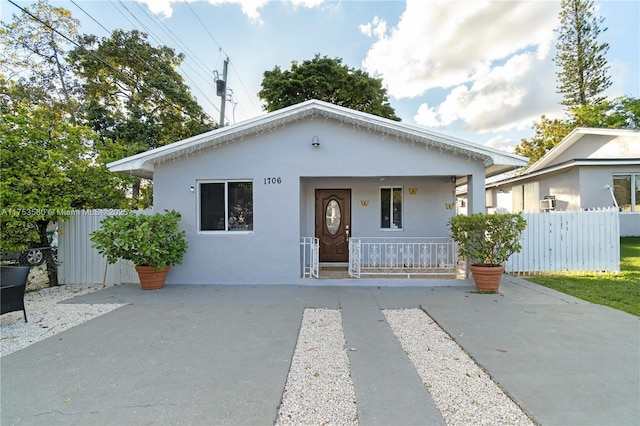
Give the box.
[1,265,30,322]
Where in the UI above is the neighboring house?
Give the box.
[108,100,527,284]
[463,127,639,236]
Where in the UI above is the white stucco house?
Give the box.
[108,100,528,284]
[470,127,640,236]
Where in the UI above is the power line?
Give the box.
[133,0,213,79]
[185,2,226,57]
[6,0,216,124]
[184,2,262,121]
[70,0,110,35]
[131,0,223,109]
[68,1,220,120]
[108,0,227,122]
[112,0,221,117]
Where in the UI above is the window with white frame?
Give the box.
[199,181,253,231]
[613,174,640,212]
[381,187,402,229]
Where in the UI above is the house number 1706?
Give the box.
[264,177,282,185]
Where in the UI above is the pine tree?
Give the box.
[554,0,612,108]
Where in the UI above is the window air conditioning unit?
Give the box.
[540,197,556,211]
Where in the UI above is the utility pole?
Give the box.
[216,57,229,127]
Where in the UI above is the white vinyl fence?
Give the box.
[506,208,620,275]
[57,210,145,285]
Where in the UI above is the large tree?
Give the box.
[572,96,640,128]
[554,0,611,108]
[259,54,400,121]
[515,0,621,165]
[0,1,129,286]
[514,96,639,164]
[0,0,79,120]
[0,79,127,286]
[514,116,576,164]
[68,30,214,205]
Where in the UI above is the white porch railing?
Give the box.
[348,237,458,278]
[300,237,319,278]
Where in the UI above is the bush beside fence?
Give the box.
[57,210,143,285]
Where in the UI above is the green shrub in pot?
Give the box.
[90,210,188,270]
[448,212,527,266]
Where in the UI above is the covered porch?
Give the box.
[297,174,476,281]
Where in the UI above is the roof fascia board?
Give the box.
[527,127,640,173]
[486,158,640,188]
[108,99,527,177]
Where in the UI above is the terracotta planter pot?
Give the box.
[135,265,169,290]
[469,264,505,292]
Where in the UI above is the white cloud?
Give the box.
[360,0,564,134]
[139,0,180,18]
[361,0,559,98]
[140,0,324,22]
[484,134,518,153]
[289,0,325,8]
[359,16,387,39]
[414,50,565,133]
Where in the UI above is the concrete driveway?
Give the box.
[1,276,638,425]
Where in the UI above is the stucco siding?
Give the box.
[551,134,640,167]
[542,169,581,211]
[151,117,477,284]
[300,176,455,239]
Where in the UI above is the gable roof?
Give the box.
[108,99,527,179]
[478,127,640,191]
[527,127,640,173]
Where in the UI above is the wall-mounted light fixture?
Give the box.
[190,185,195,192]
[311,135,320,147]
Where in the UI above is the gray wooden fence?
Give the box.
[57,210,145,285]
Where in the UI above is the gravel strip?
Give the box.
[1,284,124,357]
[276,308,358,426]
[383,308,534,426]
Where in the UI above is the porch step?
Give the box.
[318,265,466,280]
[319,265,350,279]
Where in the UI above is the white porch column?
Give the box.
[466,173,486,214]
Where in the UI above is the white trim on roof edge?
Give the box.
[108,99,527,179]
[527,127,640,173]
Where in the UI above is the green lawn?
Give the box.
[523,237,640,317]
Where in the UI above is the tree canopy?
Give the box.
[0,0,79,111]
[259,54,400,121]
[514,0,635,165]
[514,115,575,163]
[554,0,611,108]
[67,29,214,204]
[0,1,213,286]
[0,78,127,284]
[514,96,638,165]
[68,29,214,158]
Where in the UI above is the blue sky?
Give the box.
[2,0,638,152]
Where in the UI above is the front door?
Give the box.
[315,189,351,263]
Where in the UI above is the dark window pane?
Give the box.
[393,188,402,229]
[381,188,391,228]
[200,183,225,230]
[613,175,631,212]
[228,182,253,231]
[635,175,640,212]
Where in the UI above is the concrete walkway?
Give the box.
[1,276,638,425]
